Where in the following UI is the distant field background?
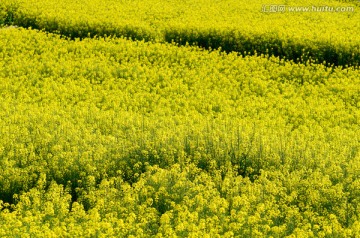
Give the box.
[1,0,360,66]
[0,0,360,237]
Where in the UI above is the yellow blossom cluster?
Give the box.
[0,27,359,236]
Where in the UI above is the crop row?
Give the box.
[1,0,359,67]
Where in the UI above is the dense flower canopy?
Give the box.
[0,0,359,236]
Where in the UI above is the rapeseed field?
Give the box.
[0,0,359,237]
